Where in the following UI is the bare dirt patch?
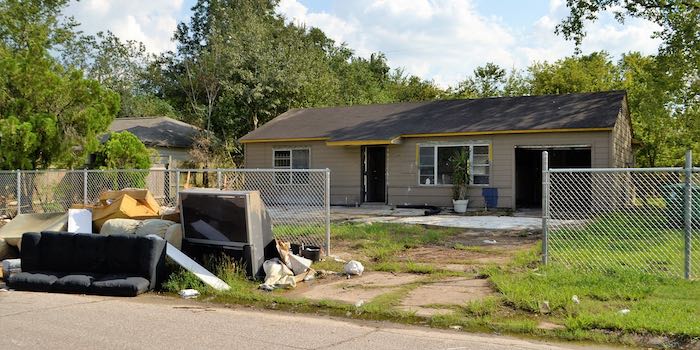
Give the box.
[394,229,539,266]
[398,278,493,317]
[292,272,422,304]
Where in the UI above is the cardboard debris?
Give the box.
[99,189,160,214]
[92,194,158,230]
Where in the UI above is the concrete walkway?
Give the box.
[0,291,616,350]
[351,215,542,231]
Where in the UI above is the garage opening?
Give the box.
[515,146,591,208]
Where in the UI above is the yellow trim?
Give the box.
[240,137,328,144]
[325,137,401,146]
[402,128,613,138]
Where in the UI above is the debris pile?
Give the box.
[259,240,316,291]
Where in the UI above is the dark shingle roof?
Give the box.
[105,117,201,148]
[240,91,627,143]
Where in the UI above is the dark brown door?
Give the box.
[365,146,386,203]
[515,148,591,208]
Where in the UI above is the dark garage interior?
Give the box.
[515,147,592,208]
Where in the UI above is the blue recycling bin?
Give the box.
[482,187,498,209]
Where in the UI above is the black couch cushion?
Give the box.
[90,274,150,297]
[52,274,97,293]
[40,232,76,272]
[73,234,107,272]
[8,272,63,292]
[105,235,141,274]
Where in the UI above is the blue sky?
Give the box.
[66,0,661,87]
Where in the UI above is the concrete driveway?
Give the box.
[0,291,620,350]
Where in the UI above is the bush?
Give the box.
[94,131,153,169]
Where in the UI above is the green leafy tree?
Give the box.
[386,68,444,102]
[94,131,152,169]
[453,63,507,98]
[529,52,621,94]
[0,0,120,170]
[556,0,699,69]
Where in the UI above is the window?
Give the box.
[273,148,310,184]
[418,144,490,186]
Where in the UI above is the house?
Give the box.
[106,116,202,167]
[240,91,632,209]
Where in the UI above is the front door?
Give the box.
[364,146,386,203]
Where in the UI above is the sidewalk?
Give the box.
[0,291,617,350]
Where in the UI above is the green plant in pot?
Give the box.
[451,148,470,213]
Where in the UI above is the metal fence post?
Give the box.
[83,169,88,205]
[684,150,693,279]
[325,168,331,257]
[542,151,549,265]
[15,170,21,214]
[175,170,181,204]
[216,169,222,189]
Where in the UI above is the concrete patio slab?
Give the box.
[351,215,542,231]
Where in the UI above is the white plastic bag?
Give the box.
[344,260,364,276]
[260,258,297,290]
[179,289,200,299]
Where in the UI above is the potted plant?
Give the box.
[451,148,470,213]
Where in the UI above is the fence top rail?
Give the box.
[548,167,686,173]
[0,168,331,174]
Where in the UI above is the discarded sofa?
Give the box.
[7,232,166,297]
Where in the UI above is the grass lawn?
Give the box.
[549,212,698,278]
[163,221,700,348]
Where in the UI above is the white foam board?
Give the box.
[145,235,230,291]
[68,209,92,234]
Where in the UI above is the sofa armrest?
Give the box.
[139,236,167,290]
[20,233,42,271]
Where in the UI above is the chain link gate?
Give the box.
[0,168,331,255]
[542,151,699,279]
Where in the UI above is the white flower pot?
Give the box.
[453,199,469,213]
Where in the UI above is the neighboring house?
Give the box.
[240,91,633,209]
[105,116,201,167]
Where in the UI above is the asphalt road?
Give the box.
[0,291,615,350]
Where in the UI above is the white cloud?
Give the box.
[277,0,662,88]
[65,0,185,53]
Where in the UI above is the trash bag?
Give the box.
[259,258,296,290]
[100,219,141,236]
[135,219,175,238]
[344,260,364,276]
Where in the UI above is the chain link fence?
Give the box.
[0,168,331,254]
[543,152,699,279]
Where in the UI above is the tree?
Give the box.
[0,0,120,170]
[556,0,700,70]
[453,63,507,98]
[529,52,621,94]
[94,132,152,169]
[386,69,444,102]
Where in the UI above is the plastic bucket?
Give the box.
[301,245,321,262]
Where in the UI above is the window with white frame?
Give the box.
[273,148,310,184]
[418,144,490,185]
